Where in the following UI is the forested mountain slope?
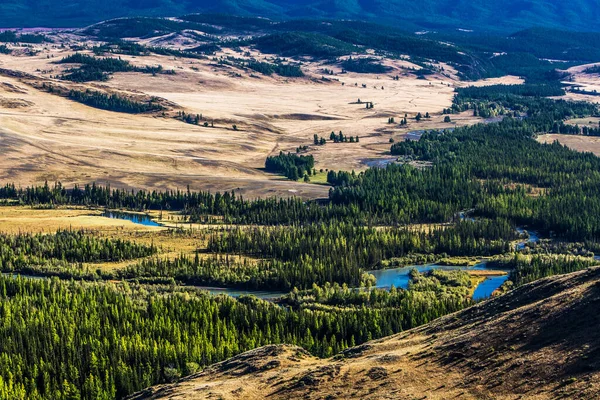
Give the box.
[1,0,599,33]
[127,267,600,400]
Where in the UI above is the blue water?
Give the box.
[516,228,540,250]
[458,211,476,222]
[363,158,397,168]
[368,261,509,301]
[405,130,425,141]
[102,211,162,227]
[196,286,283,299]
[369,264,453,290]
[472,274,509,301]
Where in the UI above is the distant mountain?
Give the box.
[1,0,599,33]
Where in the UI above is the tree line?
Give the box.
[57,53,174,82]
[265,152,315,181]
[0,271,472,399]
[0,229,156,273]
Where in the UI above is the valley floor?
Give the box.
[0,36,516,198]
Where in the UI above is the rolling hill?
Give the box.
[1,0,599,33]
[126,266,600,399]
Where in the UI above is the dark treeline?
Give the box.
[389,119,600,240]
[92,40,208,59]
[570,87,600,97]
[265,152,315,180]
[328,131,359,143]
[0,30,47,44]
[207,220,514,270]
[0,229,156,277]
[326,170,358,186]
[58,53,130,82]
[583,65,600,75]
[492,254,597,287]
[67,89,164,114]
[122,219,515,291]
[341,57,390,73]
[187,43,221,55]
[0,229,156,264]
[57,53,173,82]
[120,252,368,291]
[0,272,471,399]
[253,32,356,59]
[329,163,486,224]
[0,182,327,225]
[0,182,236,212]
[216,56,303,77]
[245,60,303,77]
[93,40,150,56]
[446,84,596,119]
[454,83,565,100]
[551,121,600,136]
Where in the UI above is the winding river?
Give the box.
[94,210,539,301]
[368,262,510,301]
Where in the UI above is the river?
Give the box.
[367,228,540,300]
[95,209,538,301]
[367,261,509,301]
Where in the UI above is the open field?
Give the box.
[558,63,600,103]
[0,205,160,234]
[0,206,206,270]
[565,116,600,127]
[538,133,600,156]
[0,34,515,199]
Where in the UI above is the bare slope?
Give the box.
[127,267,600,399]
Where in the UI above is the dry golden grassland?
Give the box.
[0,35,517,200]
[0,205,203,270]
[0,205,268,272]
[538,133,600,156]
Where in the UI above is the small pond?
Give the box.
[102,211,162,227]
[363,158,398,168]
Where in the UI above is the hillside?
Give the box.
[127,267,600,399]
[1,0,599,33]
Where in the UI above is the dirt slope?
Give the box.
[127,267,600,400]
